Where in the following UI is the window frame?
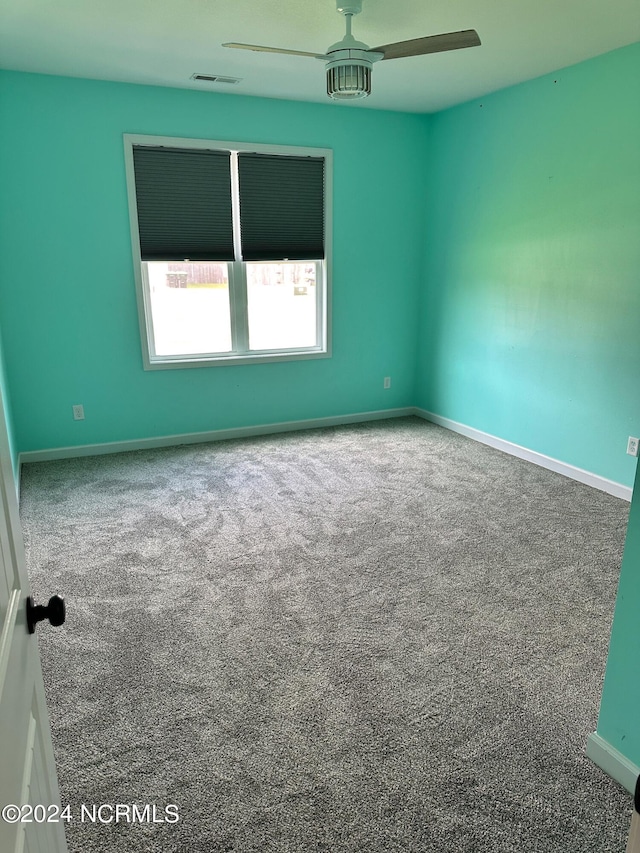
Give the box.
[124,134,332,370]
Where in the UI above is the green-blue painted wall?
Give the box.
[417,42,640,488]
[597,464,640,768]
[0,71,428,451]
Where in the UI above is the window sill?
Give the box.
[144,348,330,370]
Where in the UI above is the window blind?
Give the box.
[132,146,234,261]
[237,153,325,261]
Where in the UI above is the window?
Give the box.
[124,135,331,369]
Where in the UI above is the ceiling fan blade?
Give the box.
[371,29,481,61]
[222,43,326,59]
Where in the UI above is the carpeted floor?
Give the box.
[20,417,632,852]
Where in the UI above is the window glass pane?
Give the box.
[246,263,318,351]
[146,262,232,356]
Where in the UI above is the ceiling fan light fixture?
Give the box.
[327,60,371,99]
[326,50,375,100]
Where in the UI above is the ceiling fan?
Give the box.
[223,0,481,101]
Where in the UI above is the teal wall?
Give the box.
[0,71,428,451]
[1,49,638,490]
[417,43,640,488]
[597,465,640,768]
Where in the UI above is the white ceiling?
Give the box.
[1,0,639,113]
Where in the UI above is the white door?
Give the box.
[0,385,67,853]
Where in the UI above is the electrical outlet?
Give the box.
[627,436,639,457]
[383,377,391,390]
[72,404,85,421]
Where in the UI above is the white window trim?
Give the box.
[123,134,332,370]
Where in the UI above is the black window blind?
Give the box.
[132,146,234,261]
[132,146,325,263]
[237,153,325,261]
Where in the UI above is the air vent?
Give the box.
[191,74,241,84]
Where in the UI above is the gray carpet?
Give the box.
[20,417,632,852]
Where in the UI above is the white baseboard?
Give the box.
[414,409,633,502]
[18,407,415,465]
[18,406,634,503]
[586,732,640,794]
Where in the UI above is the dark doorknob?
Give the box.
[26,595,66,634]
